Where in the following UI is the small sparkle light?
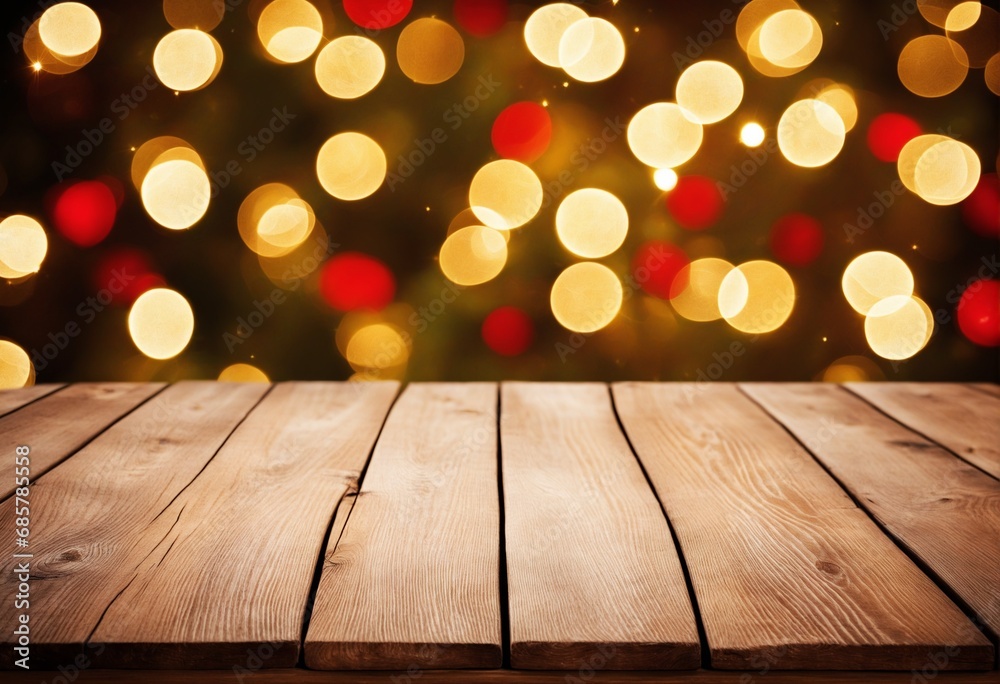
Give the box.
[740,122,766,147]
[32,62,42,71]
[653,168,679,191]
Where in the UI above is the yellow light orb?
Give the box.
[842,251,914,315]
[558,17,626,83]
[822,355,885,383]
[757,9,822,69]
[141,159,211,229]
[153,29,223,91]
[897,35,968,98]
[816,83,858,132]
[315,36,385,99]
[777,99,846,168]
[735,0,801,52]
[945,1,981,31]
[918,0,967,28]
[345,323,410,370]
[396,18,465,85]
[912,139,981,206]
[258,199,314,249]
[669,257,734,322]
[627,102,704,169]
[316,132,387,201]
[717,260,796,334]
[986,52,1000,96]
[469,160,543,230]
[257,0,323,64]
[524,3,588,68]
[39,2,101,58]
[865,295,934,360]
[550,262,623,333]
[0,215,48,279]
[128,288,195,360]
[676,61,744,124]
[653,168,679,191]
[439,225,508,286]
[163,0,226,31]
[0,341,34,389]
[555,188,628,259]
[218,363,270,383]
[740,122,766,147]
[946,4,1000,68]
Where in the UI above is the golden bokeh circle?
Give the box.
[39,2,101,58]
[676,61,744,124]
[556,189,628,259]
[558,17,626,83]
[550,262,623,333]
[218,363,270,382]
[469,160,543,230]
[439,225,508,286]
[257,0,323,64]
[153,29,223,91]
[718,260,795,334]
[842,251,914,316]
[627,103,704,169]
[777,99,846,168]
[316,132,387,201]
[669,258,734,323]
[864,295,934,360]
[315,36,386,99]
[128,288,195,360]
[141,159,211,229]
[0,215,48,279]
[897,35,968,98]
[397,18,465,85]
[524,3,588,68]
[0,340,34,389]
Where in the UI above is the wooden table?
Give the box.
[1,382,998,683]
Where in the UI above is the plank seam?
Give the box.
[496,385,511,669]
[839,384,1000,483]
[966,384,1000,399]
[607,384,709,670]
[736,384,999,665]
[0,384,66,419]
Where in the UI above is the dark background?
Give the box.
[0,0,997,383]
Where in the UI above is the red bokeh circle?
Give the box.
[319,252,396,312]
[769,213,824,267]
[666,176,723,230]
[51,180,118,247]
[491,101,552,163]
[957,279,1000,347]
[454,0,508,37]
[482,306,533,356]
[93,248,164,305]
[343,0,412,29]
[632,240,690,300]
[962,173,1000,238]
[867,113,922,163]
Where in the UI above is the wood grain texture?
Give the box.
[743,384,1000,643]
[0,383,165,499]
[89,382,400,669]
[612,382,994,671]
[501,383,700,671]
[0,384,63,418]
[969,383,1000,400]
[0,382,269,670]
[305,383,502,670]
[847,383,1000,479]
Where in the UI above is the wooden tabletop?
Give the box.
[0,382,997,683]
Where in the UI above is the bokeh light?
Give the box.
[524,3,589,68]
[842,251,914,316]
[439,225,508,286]
[344,0,413,30]
[482,306,533,356]
[315,37,385,99]
[985,52,1000,95]
[141,154,211,230]
[666,176,724,230]
[39,2,101,58]
[867,113,922,162]
[93,248,163,304]
[897,35,968,98]
[257,0,323,64]
[769,213,823,267]
[718,260,795,334]
[628,103,704,169]
[492,102,552,163]
[822,355,885,382]
[962,173,1000,237]
[555,188,628,259]
[397,18,465,84]
[756,9,822,70]
[736,0,801,52]
[676,61,744,125]
[918,0,967,28]
[740,122,766,147]
[815,83,857,132]
[898,134,981,206]
[957,279,1000,347]
[864,295,934,360]
[0,340,34,389]
[345,323,410,371]
[238,183,315,257]
[218,363,270,382]
[320,252,396,312]
[669,257,734,322]
[316,132,387,201]
[777,99,846,168]
[653,168,679,191]
[153,29,223,91]
[558,17,626,83]
[550,262,623,333]
[163,0,225,31]
[633,241,689,300]
[454,0,509,38]
[945,4,998,68]
[50,180,117,247]
[469,160,543,230]
[0,215,48,280]
[128,288,195,360]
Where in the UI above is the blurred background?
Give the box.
[0,0,997,385]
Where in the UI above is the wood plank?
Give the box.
[743,383,1000,643]
[305,383,502,670]
[0,384,63,417]
[969,383,1000,400]
[0,383,165,499]
[6,670,1000,684]
[501,383,700,671]
[0,382,269,670]
[612,383,994,671]
[89,382,400,669]
[847,383,1000,479]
